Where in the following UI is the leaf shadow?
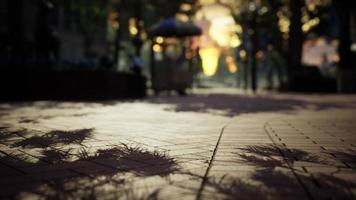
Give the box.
[178,144,356,200]
[12,128,94,148]
[1,127,178,199]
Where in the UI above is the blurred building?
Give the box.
[0,0,109,68]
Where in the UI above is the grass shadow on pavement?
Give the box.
[78,144,179,177]
[326,149,356,168]
[12,128,94,148]
[179,144,356,200]
[0,128,178,199]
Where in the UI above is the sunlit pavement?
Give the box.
[0,88,356,200]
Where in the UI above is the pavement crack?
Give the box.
[196,124,227,200]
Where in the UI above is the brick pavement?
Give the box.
[0,89,356,199]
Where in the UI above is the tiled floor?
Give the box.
[0,89,355,199]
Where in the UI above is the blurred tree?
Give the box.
[287,0,334,70]
[57,0,110,57]
[226,0,286,91]
[225,0,344,90]
[53,0,198,68]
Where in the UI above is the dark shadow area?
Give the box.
[15,112,96,125]
[0,100,127,121]
[0,70,147,101]
[289,66,337,93]
[0,100,118,112]
[205,169,307,200]
[148,93,354,116]
[79,144,179,177]
[234,145,355,199]
[236,145,329,167]
[326,149,356,168]
[0,126,12,141]
[0,127,178,199]
[12,128,94,148]
[16,114,89,122]
[208,176,268,200]
[39,149,71,164]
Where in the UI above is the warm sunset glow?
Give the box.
[226,56,238,73]
[196,3,242,48]
[208,15,241,48]
[199,48,220,76]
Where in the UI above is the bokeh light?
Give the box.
[199,48,220,77]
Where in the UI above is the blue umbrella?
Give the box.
[148,18,202,38]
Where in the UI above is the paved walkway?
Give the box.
[0,89,356,199]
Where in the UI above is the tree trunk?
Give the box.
[335,1,351,70]
[251,13,258,93]
[288,0,303,78]
[334,0,354,92]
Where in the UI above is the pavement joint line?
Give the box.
[0,149,27,174]
[196,123,229,200]
[309,121,354,147]
[304,122,356,168]
[264,119,315,200]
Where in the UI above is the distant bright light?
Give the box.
[302,18,320,32]
[153,44,162,52]
[180,3,192,11]
[226,56,238,73]
[199,48,220,76]
[129,18,138,35]
[302,37,338,66]
[239,50,247,59]
[230,35,241,48]
[209,16,240,48]
[278,14,290,33]
[259,6,268,15]
[351,43,356,52]
[176,13,189,22]
[156,37,164,44]
[196,4,241,48]
[199,0,216,5]
[129,27,138,35]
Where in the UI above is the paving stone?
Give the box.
[1,90,356,199]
